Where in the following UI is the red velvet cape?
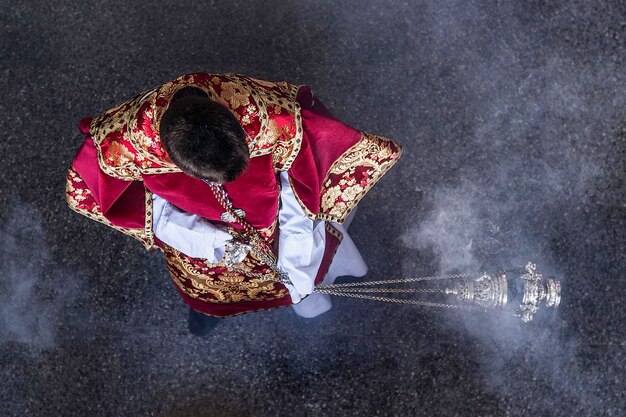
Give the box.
[66,73,402,317]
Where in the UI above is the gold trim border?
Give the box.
[290,132,403,224]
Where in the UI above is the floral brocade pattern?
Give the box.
[318,133,402,223]
[89,89,167,180]
[161,242,289,304]
[65,166,154,249]
[88,73,304,182]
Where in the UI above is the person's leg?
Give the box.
[292,207,367,319]
[324,207,368,285]
[188,308,221,336]
[292,292,333,318]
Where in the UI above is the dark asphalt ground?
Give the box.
[1,1,625,416]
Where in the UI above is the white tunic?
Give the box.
[151,172,367,318]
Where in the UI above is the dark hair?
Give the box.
[159,87,249,183]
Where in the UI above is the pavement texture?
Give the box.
[1,1,625,416]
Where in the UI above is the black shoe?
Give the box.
[188,308,221,336]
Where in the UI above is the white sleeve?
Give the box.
[151,193,232,262]
[276,172,327,303]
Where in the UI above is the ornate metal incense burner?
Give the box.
[316,262,561,323]
[516,262,561,322]
[203,178,561,322]
[446,272,508,309]
[444,262,561,322]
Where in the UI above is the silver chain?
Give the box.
[204,181,488,310]
[246,244,292,286]
[314,288,488,311]
[321,272,477,289]
[318,287,448,294]
[205,180,292,286]
[206,181,232,208]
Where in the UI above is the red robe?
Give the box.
[66,73,402,317]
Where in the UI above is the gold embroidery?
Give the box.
[247,77,277,88]
[220,81,251,108]
[218,271,244,283]
[228,74,303,166]
[65,166,154,249]
[320,186,342,212]
[325,222,344,241]
[106,141,134,165]
[288,132,402,224]
[90,73,304,180]
[318,132,402,222]
[286,174,318,220]
[143,185,154,249]
[262,119,281,148]
[162,243,288,304]
[90,89,172,180]
[277,101,303,171]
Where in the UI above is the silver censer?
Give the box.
[446,262,561,322]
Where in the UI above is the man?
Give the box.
[66,72,402,335]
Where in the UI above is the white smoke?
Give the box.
[399,2,625,415]
[0,202,81,352]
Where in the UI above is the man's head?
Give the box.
[159,88,249,183]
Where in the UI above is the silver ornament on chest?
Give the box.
[220,208,246,223]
